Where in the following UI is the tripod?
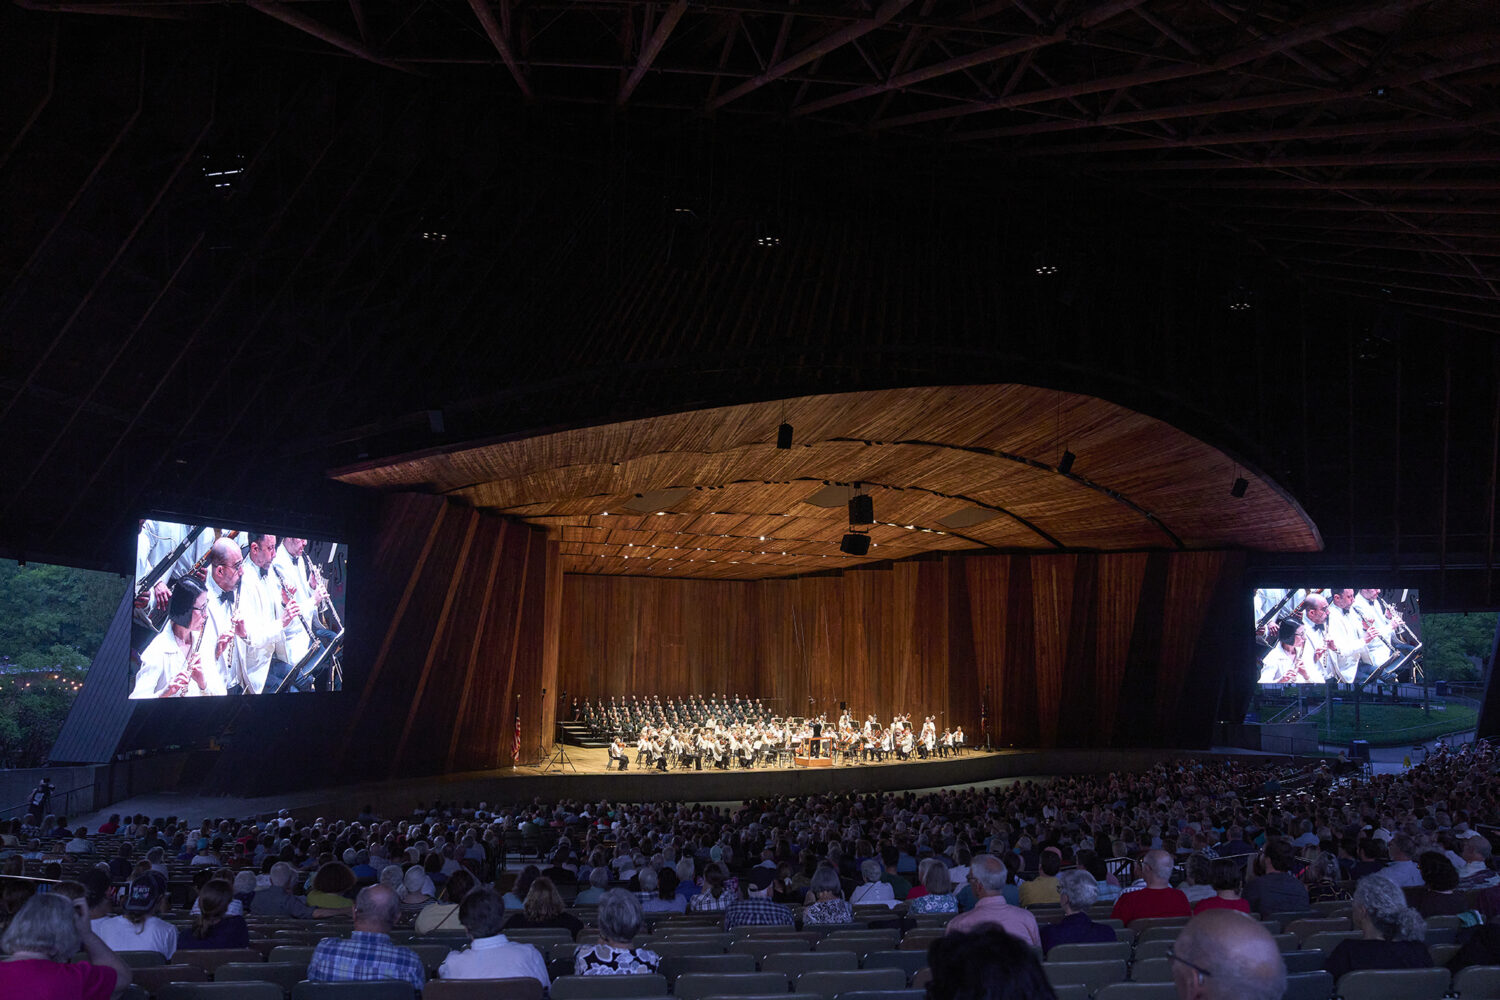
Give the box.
[541,687,576,773]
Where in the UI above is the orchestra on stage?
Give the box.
[582,694,966,771]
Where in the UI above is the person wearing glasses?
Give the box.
[1169,908,1286,1000]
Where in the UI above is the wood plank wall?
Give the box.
[559,550,1245,748]
[339,494,560,777]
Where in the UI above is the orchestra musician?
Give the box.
[1298,594,1342,682]
[1259,620,1316,685]
[136,520,214,615]
[1326,589,1369,684]
[130,579,224,698]
[203,538,246,695]
[237,533,304,694]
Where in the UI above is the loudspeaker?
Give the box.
[776,423,793,449]
[840,532,870,556]
[848,494,874,525]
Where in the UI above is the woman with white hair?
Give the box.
[574,889,660,975]
[399,864,436,921]
[1040,869,1114,956]
[1323,874,1434,981]
[849,858,896,907]
[0,891,132,999]
[907,862,958,913]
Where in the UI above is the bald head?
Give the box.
[1172,909,1286,1000]
[353,884,400,933]
[1143,849,1175,887]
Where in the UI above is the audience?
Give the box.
[1040,869,1113,956]
[927,928,1058,1000]
[307,884,426,990]
[505,876,585,935]
[1171,909,1286,1000]
[1192,857,1249,915]
[722,867,793,929]
[945,854,1041,946]
[175,879,249,950]
[414,868,476,935]
[90,872,177,959]
[1111,850,1191,926]
[802,864,854,925]
[0,891,132,999]
[1241,839,1309,916]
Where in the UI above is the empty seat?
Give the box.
[119,950,169,968]
[1453,965,1500,1000]
[1281,950,1325,974]
[795,967,907,999]
[1133,939,1174,961]
[649,940,728,958]
[549,974,672,1000]
[859,950,926,981]
[1126,918,1189,938]
[1281,971,1335,1000]
[423,978,547,1000]
[1049,986,1089,1000]
[172,949,265,974]
[731,926,799,939]
[673,972,789,1000]
[1269,933,1297,953]
[214,962,306,993]
[1129,957,1172,984]
[1134,926,1187,947]
[1336,967,1450,1000]
[729,938,813,961]
[1043,959,1128,996]
[1285,917,1351,946]
[761,951,859,976]
[158,983,283,1000]
[132,964,210,993]
[269,945,319,967]
[290,982,416,1000]
[895,930,943,952]
[830,990,927,1000]
[1093,984,1178,1000]
[659,953,757,984]
[1431,943,1461,966]
[1046,941,1131,963]
[1302,930,1362,953]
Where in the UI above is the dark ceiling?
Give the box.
[2,0,1498,601]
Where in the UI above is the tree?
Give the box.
[1421,612,1497,683]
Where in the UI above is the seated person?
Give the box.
[927,928,1055,1000]
[1170,908,1287,1000]
[1324,874,1433,981]
[307,885,426,991]
[0,891,133,999]
[175,879,249,950]
[1404,851,1470,917]
[504,876,585,936]
[574,889,660,975]
[1110,850,1191,926]
[437,885,550,986]
[1193,857,1251,915]
[802,864,855,925]
[91,872,178,960]
[1041,869,1115,956]
[414,869,476,936]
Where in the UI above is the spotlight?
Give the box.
[840,533,871,556]
[849,494,875,525]
[1033,251,1058,276]
[1058,450,1075,475]
[1228,285,1253,311]
[421,231,448,243]
[776,422,793,449]
[757,235,781,247]
[1231,477,1249,499]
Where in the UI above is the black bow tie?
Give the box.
[258,565,268,579]
[1339,606,1351,614]
[1313,623,1325,632]
[218,590,234,606]
[290,555,300,566]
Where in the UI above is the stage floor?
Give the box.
[515,744,969,775]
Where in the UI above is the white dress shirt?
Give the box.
[272,548,315,664]
[203,575,243,695]
[238,560,290,694]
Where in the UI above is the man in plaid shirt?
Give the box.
[723,868,793,929]
[308,884,426,991]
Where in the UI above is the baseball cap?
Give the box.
[124,872,167,914]
[748,868,777,890]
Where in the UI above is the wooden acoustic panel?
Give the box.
[558,548,1247,748]
[333,384,1320,580]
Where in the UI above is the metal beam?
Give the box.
[619,0,689,105]
[465,0,532,97]
[706,0,917,112]
[791,0,1148,117]
[868,0,1434,130]
[247,0,415,74]
[1088,148,1500,171]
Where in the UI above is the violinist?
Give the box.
[131,579,223,698]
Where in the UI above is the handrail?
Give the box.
[1,780,97,822]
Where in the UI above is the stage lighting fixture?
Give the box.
[776,422,793,449]
[1058,450,1076,475]
[1231,477,1249,498]
[840,533,871,556]
[849,493,875,525]
[1228,285,1253,311]
[757,235,781,247]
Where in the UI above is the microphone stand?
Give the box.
[542,687,576,773]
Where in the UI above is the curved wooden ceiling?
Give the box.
[334,384,1321,579]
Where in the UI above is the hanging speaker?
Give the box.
[848,494,874,525]
[840,533,870,556]
[776,423,793,449]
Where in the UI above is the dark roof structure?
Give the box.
[3,0,1498,600]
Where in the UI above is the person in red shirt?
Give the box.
[1193,857,1252,915]
[1110,849,1191,926]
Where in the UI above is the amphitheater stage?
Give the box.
[76,745,1295,829]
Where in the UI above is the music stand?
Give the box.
[273,631,343,693]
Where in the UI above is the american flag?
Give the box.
[512,703,521,763]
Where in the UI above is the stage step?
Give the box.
[559,721,610,748]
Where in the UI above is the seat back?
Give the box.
[1281,971,1336,1000]
[1134,926,1187,947]
[1093,984,1179,1000]
[423,978,547,1000]
[409,943,453,972]
[549,974,671,1000]
[1285,917,1352,945]
[290,982,417,1000]
[1336,967,1451,1000]
[119,950,169,968]
[673,972,789,1000]
[652,939,730,957]
[214,962,306,992]
[795,967,907,998]
[1042,960,1128,995]
[172,949,265,974]
[1453,965,1500,1000]
[1302,930,1362,953]
[829,990,927,1000]
[1129,957,1172,983]
[1046,941,1132,963]
[1281,950,1325,975]
[1132,940,1173,962]
[1126,918,1188,937]
[132,964,210,993]
[729,938,813,960]
[761,951,859,976]
[859,950,927,980]
[659,952,757,984]
[269,945,319,967]
[157,984,284,1000]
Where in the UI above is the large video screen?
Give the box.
[130,520,346,698]
[1253,588,1422,686]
